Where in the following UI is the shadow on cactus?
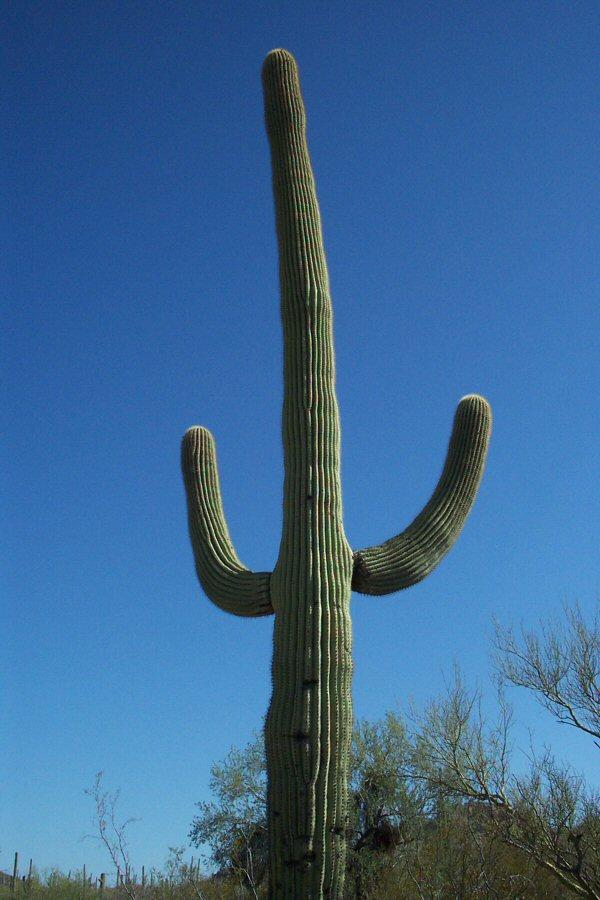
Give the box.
[181,48,491,899]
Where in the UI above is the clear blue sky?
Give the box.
[4,0,599,880]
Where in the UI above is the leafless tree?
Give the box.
[495,602,599,746]
[84,770,138,900]
[409,661,600,898]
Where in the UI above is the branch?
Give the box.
[181,427,273,617]
[352,395,491,595]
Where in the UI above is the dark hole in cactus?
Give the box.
[351,552,370,589]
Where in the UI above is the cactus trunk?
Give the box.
[263,51,354,897]
[181,48,492,900]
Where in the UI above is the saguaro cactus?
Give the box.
[181,49,491,898]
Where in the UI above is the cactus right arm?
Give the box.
[351,394,491,595]
[181,427,273,617]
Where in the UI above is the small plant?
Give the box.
[84,772,137,899]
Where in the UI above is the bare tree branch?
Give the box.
[409,668,600,899]
[84,771,138,900]
[495,602,600,746]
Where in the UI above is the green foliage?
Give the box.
[346,714,424,898]
[189,733,267,896]
[188,713,584,899]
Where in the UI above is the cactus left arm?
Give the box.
[181,426,273,617]
[352,394,492,596]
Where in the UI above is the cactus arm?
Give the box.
[352,394,492,595]
[181,426,273,617]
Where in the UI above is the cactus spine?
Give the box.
[181,49,492,898]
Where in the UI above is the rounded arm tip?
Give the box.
[352,394,492,595]
[261,48,307,150]
[181,426,273,617]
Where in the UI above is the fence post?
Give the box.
[11,852,18,892]
[99,873,106,895]
[141,866,145,887]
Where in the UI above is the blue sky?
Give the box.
[4,0,599,880]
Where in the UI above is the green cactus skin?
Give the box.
[181,49,492,899]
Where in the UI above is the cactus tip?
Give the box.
[458,393,490,410]
[263,47,298,75]
[265,47,295,61]
[182,425,213,446]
